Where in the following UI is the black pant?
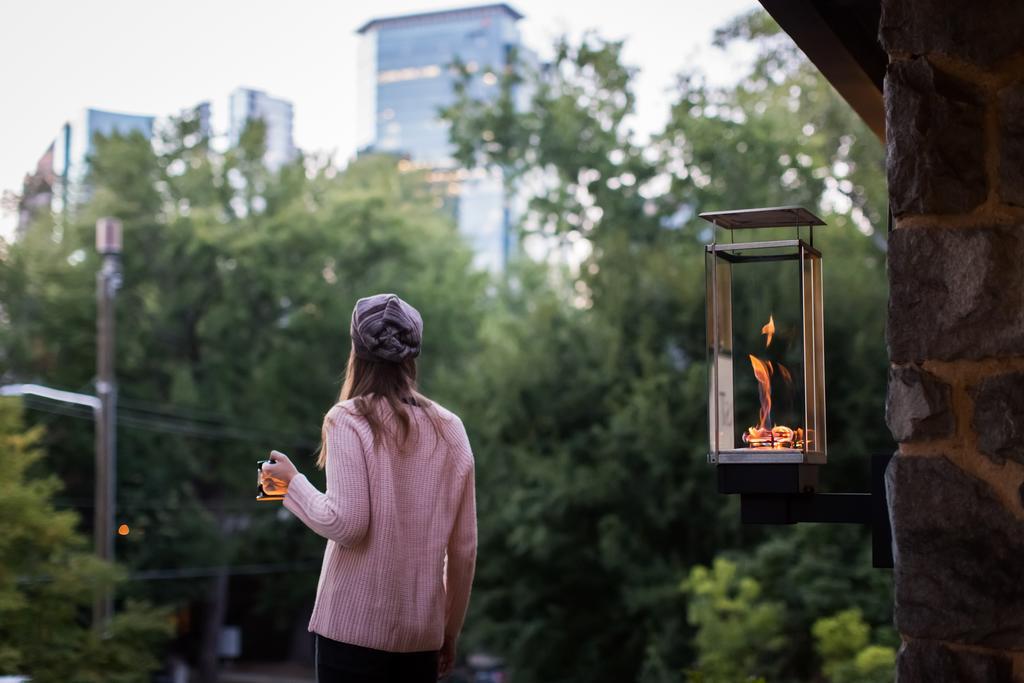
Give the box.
[315,634,439,683]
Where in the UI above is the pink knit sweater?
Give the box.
[283,399,477,653]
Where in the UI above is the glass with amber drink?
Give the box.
[256,459,288,502]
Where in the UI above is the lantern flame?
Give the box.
[748,354,773,431]
[761,314,775,347]
[742,315,804,450]
[777,362,792,385]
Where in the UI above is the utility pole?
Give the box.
[94,216,123,629]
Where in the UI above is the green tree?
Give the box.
[444,33,741,683]
[1,110,488,679]
[442,9,892,683]
[738,524,896,681]
[0,398,171,683]
[812,609,895,683]
[681,558,785,682]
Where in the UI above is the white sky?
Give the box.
[0,0,759,234]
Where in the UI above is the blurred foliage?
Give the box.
[812,608,896,683]
[0,398,171,682]
[680,563,896,683]
[1,108,487,674]
[442,8,891,683]
[740,525,898,681]
[0,7,895,683]
[681,559,785,683]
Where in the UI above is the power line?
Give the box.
[117,410,311,446]
[20,394,318,448]
[22,396,94,420]
[52,498,287,512]
[118,394,237,423]
[12,383,312,439]
[17,561,322,585]
[14,388,327,583]
[129,561,321,581]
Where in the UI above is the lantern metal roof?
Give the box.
[698,206,826,230]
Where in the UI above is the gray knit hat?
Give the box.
[350,293,423,363]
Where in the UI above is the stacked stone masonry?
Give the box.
[881,0,1024,681]
[898,639,1015,683]
[1001,85,1024,207]
[884,365,954,441]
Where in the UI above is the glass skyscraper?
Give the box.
[228,87,297,171]
[357,3,530,271]
[51,107,156,211]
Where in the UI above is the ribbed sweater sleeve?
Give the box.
[283,408,370,547]
[444,460,477,642]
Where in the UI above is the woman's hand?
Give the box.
[261,450,299,485]
[438,636,456,679]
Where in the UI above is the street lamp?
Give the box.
[95,216,123,629]
[0,383,100,410]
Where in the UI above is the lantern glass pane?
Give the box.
[810,252,827,456]
[706,240,826,464]
[801,245,814,451]
[706,249,734,456]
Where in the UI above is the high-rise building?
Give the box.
[16,108,154,235]
[194,100,213,139]
[16,91,299,236]
[41,108,155,218]
[228,87,297,171]
[356,3,531,271]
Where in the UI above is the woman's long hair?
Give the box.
[315,347,446,468]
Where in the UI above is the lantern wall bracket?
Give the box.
[718,453,894,569]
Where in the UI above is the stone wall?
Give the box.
[880,1,1024,680]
